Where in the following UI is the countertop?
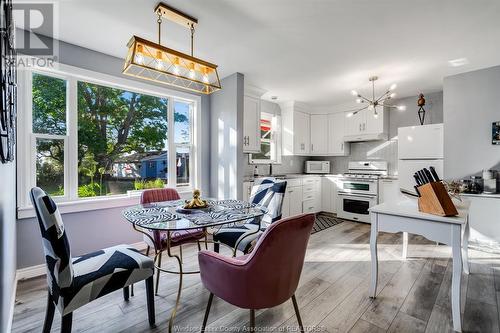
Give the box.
[460,192,500,199]
[243,173,398,182]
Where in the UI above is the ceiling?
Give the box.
[26,0,500,107]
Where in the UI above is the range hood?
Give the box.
[343,132,389,142]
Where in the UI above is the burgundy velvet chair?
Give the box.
[140,188,206,294]
[198,213,315,332]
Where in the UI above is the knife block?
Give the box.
[417,182,458,217]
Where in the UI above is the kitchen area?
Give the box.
[242,74,500,252]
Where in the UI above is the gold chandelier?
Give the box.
[123,3,221,94]
[348,76,405,118]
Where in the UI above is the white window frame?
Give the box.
[17,62,201,219]
[249,112,282,164]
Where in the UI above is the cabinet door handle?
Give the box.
[311,143,314,152]
[359,124,362,131]
[341,142,344,151]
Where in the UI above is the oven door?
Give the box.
[339,178,377,196]
[336,192,377,223]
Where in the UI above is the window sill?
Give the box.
[17,187,194,220]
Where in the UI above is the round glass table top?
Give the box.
[122,199,266,231]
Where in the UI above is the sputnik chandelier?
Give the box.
[123,2,221,94]
[348,76,405,118]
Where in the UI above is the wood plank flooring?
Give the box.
[12,221,500,332]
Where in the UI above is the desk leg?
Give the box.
[369,213,378,298]
[451,225,463,332]
[402,232,408,260]
[462,219,470,275]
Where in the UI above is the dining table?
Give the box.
[122,198,266,332]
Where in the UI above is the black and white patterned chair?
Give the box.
[30,187,155,333]
[213,177,287,254]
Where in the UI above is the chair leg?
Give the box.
[204,233,208,250]
[61,312,73,333]
[291,294,304,333]
[179,245,183,264]
[201,292,214,332]
[155,251,163,295]
[249,309,255,330]
[42,290,55,333]
[197,240,202,251]
[146,245,151,256]
[130,283,134,297]
[213,242,220,253]
[145,276,155,327]
[123,286,129,301]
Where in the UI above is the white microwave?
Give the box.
[305,161,330,174]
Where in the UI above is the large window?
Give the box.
[19,66,198,212]
[249,112,281,164]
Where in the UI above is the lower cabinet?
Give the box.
[378,178,400,204]
[321,176,338,213]
[282,182,303,218]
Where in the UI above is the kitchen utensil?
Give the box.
[430,166,440,181]
[418,170,429,184]
[470,176,483,194]
[424,168,434,182]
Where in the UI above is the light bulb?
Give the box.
[189,70,196,79]
[135,53,144,65]
[374,111,379,119]
[390,92,396,98]
[351,90,358,96]
[346,112,354,118]
[356,98,362,104]
[397,105,406,111]
[389,83,397,91]
[155,60,163,70]
[202,75,209,83]
[173,66,180,75]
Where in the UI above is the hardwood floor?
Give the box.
[12,221,500,332]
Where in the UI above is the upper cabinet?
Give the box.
[310,114,328,155]
[328,112,350,156]
[243,95,261,153]
[282,101,311,155]
[344,108,388,142]
[243,84,266,153]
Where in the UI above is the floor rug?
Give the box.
[311,213,344,234]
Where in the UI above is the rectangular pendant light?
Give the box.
[122,3,221,94]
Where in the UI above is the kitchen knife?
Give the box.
[429,166,440,182]
[418,170,429,184]
[423,168,434,183]
[414,173,422,186]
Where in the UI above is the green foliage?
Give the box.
[32,74,67,135]
[79,152,98,185]
[134,178,165,190]
[78,183,101,198]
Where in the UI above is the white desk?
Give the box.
[369,199,470,332]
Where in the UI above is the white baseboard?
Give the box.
[16,241,148,281]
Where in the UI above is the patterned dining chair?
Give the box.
[213,177,287,254]
[199,213,315,332]
[30,187,155,333]
[140,188,206,294]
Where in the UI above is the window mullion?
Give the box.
[168,98,176,187]
[67,77,78,201]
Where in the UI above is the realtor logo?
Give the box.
[13,2,54,56]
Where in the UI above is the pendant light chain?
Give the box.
[157,12,162,45]
[190,23,195,56]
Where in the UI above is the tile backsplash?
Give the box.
[244,155,308,176]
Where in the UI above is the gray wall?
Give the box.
[0,161,16,332]
[16,31,212,269]
[443,65,500,179]
[315,91,443,175]
[210,73,245,199]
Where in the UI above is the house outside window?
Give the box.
[249,112,282,164]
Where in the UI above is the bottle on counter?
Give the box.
[483,169,497,194]
[470,176,483,194]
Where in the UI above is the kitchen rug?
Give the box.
[311,213,344,234]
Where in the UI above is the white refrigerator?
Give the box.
[398,123,444,194]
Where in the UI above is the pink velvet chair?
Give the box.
[198,213,315,332]
[141,188,206,294]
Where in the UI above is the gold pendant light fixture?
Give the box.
[123,2,221,94]
[348,76,405,118]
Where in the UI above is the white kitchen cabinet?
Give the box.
[344,109,388,142]
[321,176,339,213]
[281,102,311,155]
[282,183,303,218]
[310,114,328,155]
[378,178,401,204]
[243,95,261,153]
[302,177,321,213]
[328,112,350,156]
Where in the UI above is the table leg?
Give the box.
[166,231,183,333]
[462,218,470,275]
[402,232,408,260]
[369,213,379,298]
[451,225,463,332]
